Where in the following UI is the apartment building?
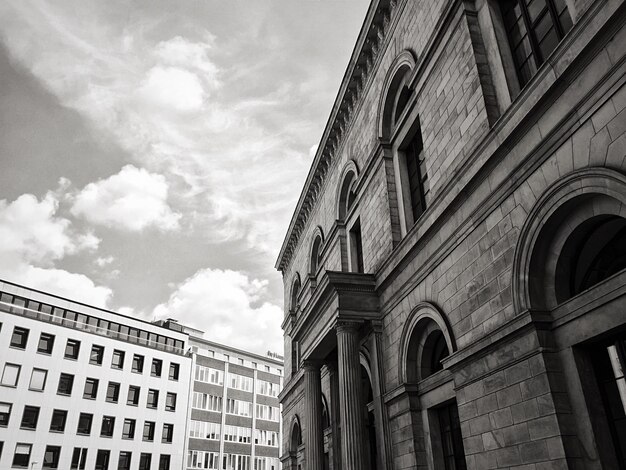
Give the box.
[183,331,283,470]
[0,280,191,470]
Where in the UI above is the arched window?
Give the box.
[310,232,324,276]
[321,395,330,430]
[290,275,301,312]
[380,51,428,236]
[338,168,358,221]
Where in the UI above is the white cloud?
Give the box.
[0,191,111,307]
[139,66,206,113]
[95,255,114,267]
[153,269,283,354]
[71,165,181,232]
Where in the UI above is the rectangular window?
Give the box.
[95,450,110,470]
[349,219,364,273]
[29,368,47,391]
[10,327,29,349]
[147,389,159,409]
[90,345,104,365]
[106,382,120,403]
[127,385,140,406]
[1,363,20,388]
[1,363,20,387]
[37,333,55,354]
[159,455,170,470]
[111,350,125,370]
[76,413,93,435]
[20,405,39,429]
[118,452,132,470]
[43,445,61,469]
[83,378,99,399]
[437,400,467,470]
[64,339,80,359]
[165,392,176,411]
[168,363,179,381]
[151,359,162,377]
[162,423,173,443]
[57,373,74,395]
[50,409,67,432]
[0,402,11,426]
[139,453,152,470]
[402,125,427,223]
[501,0,573,88]
[122,418,136,439]
[228,373,253,392]
[71,448,87,470]
[223,424,252,444]
[12,443,31,468]
[188,420,221,440]
[132,354,144,373]
[194,365,224,385]
[143,421,155,441]
[100,416,115,437]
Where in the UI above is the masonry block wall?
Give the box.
[278,0,626,468]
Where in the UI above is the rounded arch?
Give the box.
[336,160,360,220]
[308,226,325,275]
[398,302,456,384]
[289,415,302,452]
[378,50,417,141]
[512,168,626,313]
[321,394,330,429]
[290,273,302,312]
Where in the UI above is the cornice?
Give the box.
[275,0,406,272]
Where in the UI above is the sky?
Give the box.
[0,0,369,354]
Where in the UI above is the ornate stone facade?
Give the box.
[276,0,626,468]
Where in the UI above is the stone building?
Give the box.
[275,0,626,468]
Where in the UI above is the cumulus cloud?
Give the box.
[153,269,283,354]
[0,191,111,307]
[94,255,114,267]
[71,165,181,232]
[139,66,206,113]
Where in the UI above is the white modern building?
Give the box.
[0,280,192,470]
[180,329,283,470]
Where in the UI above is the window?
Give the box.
[118,452,132,470]
[50,409,67,432]
[90,345,104,365]
[132,354,144,373]
[0,402,11,426]
[224,424,252,444]
[64,339,80,359]
[226,398,253,417]
[143,421,155,441]
[187,451,219,470]
[162,423,173,443]
[192,392,222,412]
[111,350,125,369]
[29,368,47,391]
[95,450,110,470]
[194,365,224,385]
[151,359,162,377]
[147,389,159,409]
[71,448,87,470]
[12,443,31,468]
[188,420,221,440]
[165,392,177,411]
[228,373,253,392]
[43,445,61,469]
[501,0,573,88]
[83,378,99,399]
[438,401,467,470]
[57,373,74,395]
[106,382,120,403]
[127,385,140,406]
[168,363,179,381]
[401,125,427,223]
[100,416,115,437]
[159,455,171,470]
[77,413,93,435]
[20,406,39,429]
[1,363,20,387]
[255,429,279,447]
[37,333,55,354]
[139,453,152,470]
[349,219,364,273]
[10,327,29,349]
[257,379,279,397]
[122,418,136,439]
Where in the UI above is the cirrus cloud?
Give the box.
[71,165,181,232]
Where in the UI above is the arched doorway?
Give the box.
[360,357,378,470]
[289,416,303,470]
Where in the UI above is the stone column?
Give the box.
[326,361,342,470]
[336,321,369,470]
[303,360,324,469]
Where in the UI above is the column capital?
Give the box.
[302,359,322,372]
[335,319,362,334]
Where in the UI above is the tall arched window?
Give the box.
[380,51,428,236]
[310,231,324,276]
[290,275,301,312]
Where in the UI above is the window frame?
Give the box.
[29,368,47,392]
[20,405,40,430]
[10,327,29,350]
[83,377,99,399]
[0,402,11,427]
[57,373,74,396]
[37,333,55,355]
[100,416,115,438]
[50,409,67,433]
[76,412,93,435]
[64,339,81,360]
